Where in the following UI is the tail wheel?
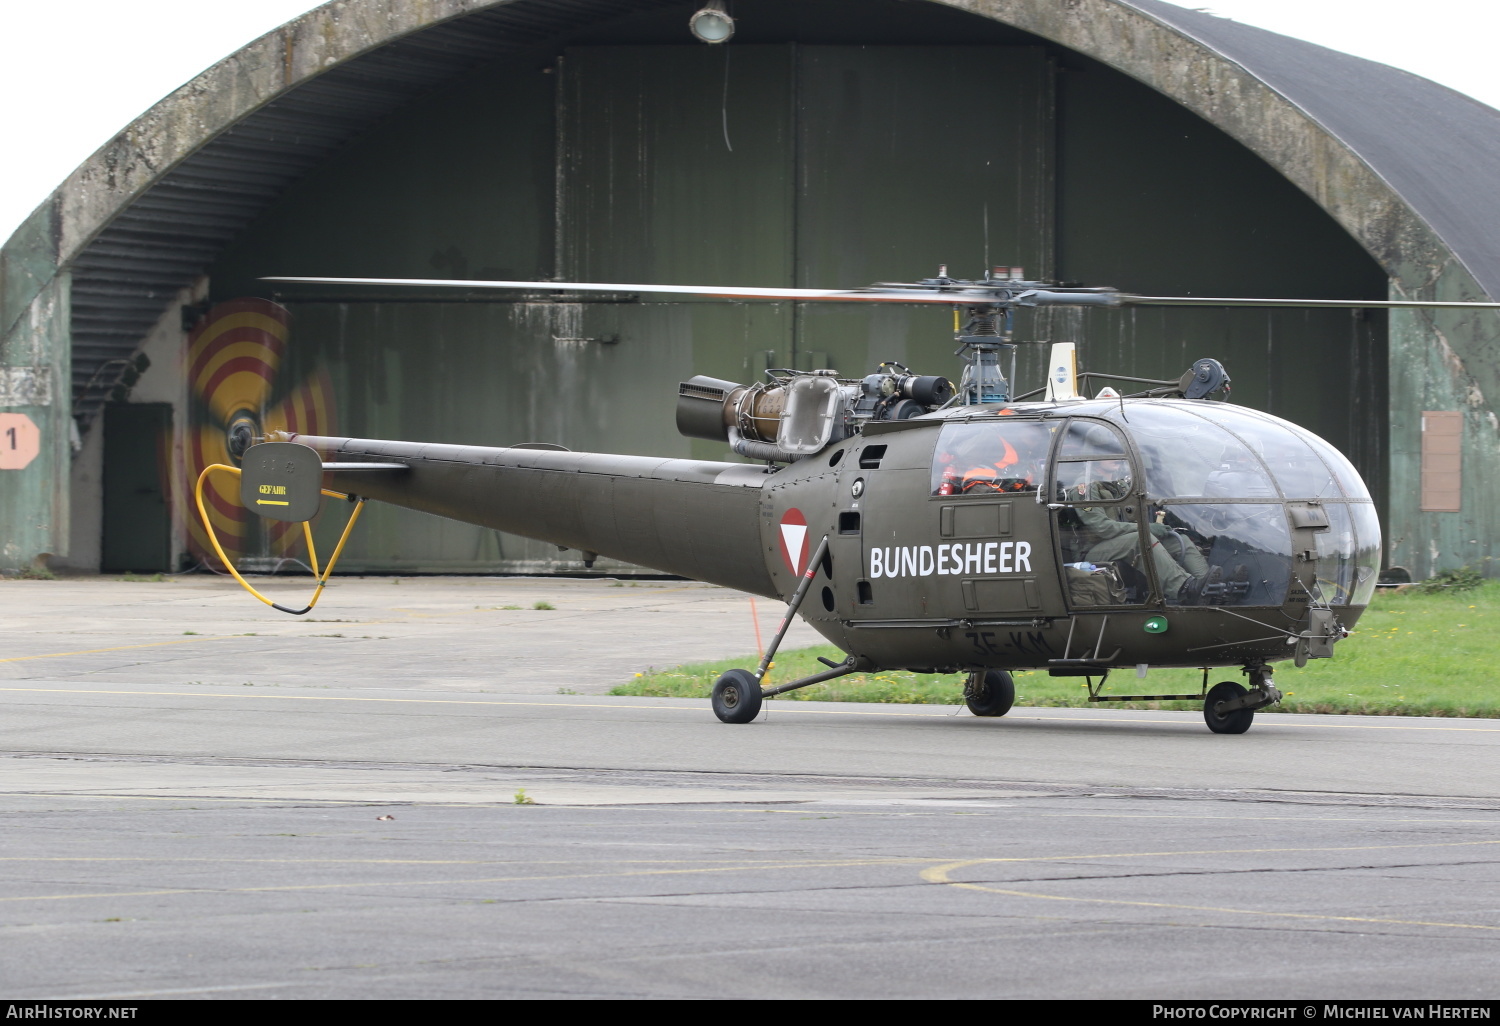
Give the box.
[964,669,1016,717]
[1204,680,1255,734]
[711,669,763,723]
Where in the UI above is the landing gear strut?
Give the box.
[711,535,867,723]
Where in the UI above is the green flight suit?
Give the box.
[1077,477,1208,601]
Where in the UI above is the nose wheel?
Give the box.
[1203,664,1282,734]
[1203,680,1255,734]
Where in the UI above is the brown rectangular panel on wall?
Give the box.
[1420,411,1462,512]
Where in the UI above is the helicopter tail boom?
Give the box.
[276,433,778,597]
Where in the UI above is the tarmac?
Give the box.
[3,575,1499,1000]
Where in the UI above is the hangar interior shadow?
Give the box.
[200,0,1388,573]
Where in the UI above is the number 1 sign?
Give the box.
[0,413,41,470]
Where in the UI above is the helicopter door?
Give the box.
[836,430,938,622]
[1050,421,1151,607]
[920,419,1064,621]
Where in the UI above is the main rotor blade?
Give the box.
[263,277,1500,311]
[263,275,1039,305]
[1122,295,1500,310]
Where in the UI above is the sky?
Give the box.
[2,0,1499,244]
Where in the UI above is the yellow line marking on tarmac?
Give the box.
[1036,811,1500,825]
[920,858,1500,933]
[0,792,959,814]
[0,637,237,664]
[915,837,1500,866]
[1,856,928,904]
[0,792,373,805]
[0,855,872,866]
[1,684,1498,733]
[0,686,699,712]
[1000,713,1500,732]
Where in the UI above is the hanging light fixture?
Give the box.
[689,0,735,43]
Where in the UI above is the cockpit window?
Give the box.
[932,420,1056,496]
[1054,421,1134,501]
[1314,503,1358,606]
[1348,503,1381,605]
[1208,415,1339,498]
[1160,503,1294,607]
[1119,405,1276,501]
[1057,420,1128,460]
[1297,429,1370,501]
[1053,455,1133,505]
[1311,502,1383,606]
[1041,400,1379,608]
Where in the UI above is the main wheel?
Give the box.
[1204,680,1254,734]
[965,670,1016,717]
[711,669,763,724]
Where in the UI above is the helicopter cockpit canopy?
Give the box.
[929,400,1380,609]
[1085,400,1378,608]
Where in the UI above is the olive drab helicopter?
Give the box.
[199,268,1500,734]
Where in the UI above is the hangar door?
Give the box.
[233,44,1059,573]
[555,44,1055,393]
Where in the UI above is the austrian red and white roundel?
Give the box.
[777,508,810,576]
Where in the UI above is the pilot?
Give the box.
[1075,445,1215,603]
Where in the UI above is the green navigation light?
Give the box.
[1144,615,1169,634]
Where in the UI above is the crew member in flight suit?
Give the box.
[935,423,1040,495]
[1077,454,1214,603]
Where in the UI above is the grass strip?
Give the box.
[611,580,1500,717]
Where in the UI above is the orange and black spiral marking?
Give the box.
[185,298,339,571]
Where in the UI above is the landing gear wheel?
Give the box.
[712,669,763,724]
[965,670,1016,717]
[1204,680,1254,734]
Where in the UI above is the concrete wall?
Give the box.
[0,202,69,571]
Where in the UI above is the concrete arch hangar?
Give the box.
[1,0,1493,577]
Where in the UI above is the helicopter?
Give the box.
[203,267,1500,734]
